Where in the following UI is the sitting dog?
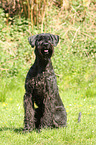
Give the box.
[24,33,67,131]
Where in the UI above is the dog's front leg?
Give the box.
[24,92,35,131]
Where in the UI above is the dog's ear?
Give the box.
[50,34,59,46]
[28,35,37,47]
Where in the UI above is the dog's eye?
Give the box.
[38,39,41,42]
[36,39,42,45]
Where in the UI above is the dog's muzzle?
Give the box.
[41,42,53,56]
[35,40,54,60]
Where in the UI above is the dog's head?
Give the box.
[28,33,59,60]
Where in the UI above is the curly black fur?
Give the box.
[24,33,67,131]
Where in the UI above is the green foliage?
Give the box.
[0,2,96,144]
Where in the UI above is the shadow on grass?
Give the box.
[0,127,24,133]
[0,127,40,134]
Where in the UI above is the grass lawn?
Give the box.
[0,78,96,145]
[0,1,96,144]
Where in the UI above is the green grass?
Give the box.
[0,79,96,145]
[0,1,96,144]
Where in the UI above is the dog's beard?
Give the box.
[35,44,53,61]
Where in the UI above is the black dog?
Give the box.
[24,33,67,131]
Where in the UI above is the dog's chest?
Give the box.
[34,73,46,91]
[32,71,56,95]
